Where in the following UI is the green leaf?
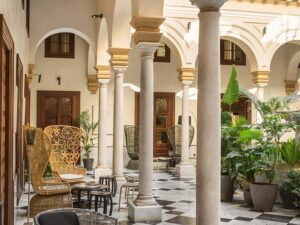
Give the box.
[222,65,239,106]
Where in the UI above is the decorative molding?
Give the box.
[130,16,165,44]
[87,74,99,94]
[95,65,111,81]
[230,0,300,7]
[251,70,270,85]
[108,48,131,67]
[285,80,297,95]
[177,67,195,82]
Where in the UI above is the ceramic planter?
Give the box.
[250,183,278,212]
[221,175,234,202]
[83,158,94,171]
[280,189,296,209]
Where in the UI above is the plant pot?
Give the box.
[83,158,94,171]
[250,183,278,212]
[243,190,253,207]
[280,189,296,209]
[221,175,234,202]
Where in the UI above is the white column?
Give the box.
[175,81,195,177]
[191,0,224,224]
[112,66,127,183]
[128,42,162,222]
[94,80,112,179]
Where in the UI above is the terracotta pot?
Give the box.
[250,183,278,212]
[280,189,296,209]
[221,175,234,202]
[83,158,94,171]
[243,190,253,207]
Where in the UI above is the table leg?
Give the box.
[77,190,81,208]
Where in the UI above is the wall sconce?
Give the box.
[33,73,42,82]
[57,76,61,85]
[91,13,103,19]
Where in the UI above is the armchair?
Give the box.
[23,127,71,196]
[44,125,86,183]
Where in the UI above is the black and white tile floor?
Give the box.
[16,170,300,225]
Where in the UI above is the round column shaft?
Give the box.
[197,10,221,225]
[180,82,190,164]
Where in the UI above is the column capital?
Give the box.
[251,70,270,87]
[108,48,131,67]
[87,74,99,94]
[177,67,195,83]
[190,0,226,11]
[130,16,165,44]
[111,65,128,75]
[136,42,160,57]
[285,80,297,95]
[95,65,112,82]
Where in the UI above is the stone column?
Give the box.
[285,80,297,95]
[190,0,225,225]
[175,68,195,177]
[252,70,270,123]
[108,48,131,184]
[93,65,112,179]
[128,16,165,223]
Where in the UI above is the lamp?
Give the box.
[24,126,36,225]
[32,73,42,83]
[91,13,103,19]
[57,76,61,85]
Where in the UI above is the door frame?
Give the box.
[0,14,14,225]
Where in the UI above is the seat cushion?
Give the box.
[60,173,84,181]
[38,211,79,225]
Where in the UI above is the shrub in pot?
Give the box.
[77,110,98,171]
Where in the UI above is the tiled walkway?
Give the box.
[16,170,300,225]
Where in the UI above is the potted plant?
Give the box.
[77,110,98,171]
[279,139,300,208]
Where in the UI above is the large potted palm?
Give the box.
[77,110,98,171]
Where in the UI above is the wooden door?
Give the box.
[37,91,80,129]
[16,54,24,205]
[0,15,14,225]
[135,92,175,157]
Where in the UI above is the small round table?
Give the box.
[72,182,109,208]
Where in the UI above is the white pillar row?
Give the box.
[128,16,165,223]
[190,0,225,225]
[93,65,112,179]
[108,48,131,184]
[175,68,195,177]
[252,70,270,123]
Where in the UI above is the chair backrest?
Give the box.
[44,125,84,167]
[23,127,51,188]
[166,125,195,155]
[37,211,79,225]
[124,125,139,160]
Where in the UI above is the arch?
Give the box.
[264,15,300,68]
[97,17,110,65]
[220,21,264,71]
[287,51,300,81]
[31,27,96,63]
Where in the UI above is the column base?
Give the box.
[93,167,112,179]
[175,163,195,177]
[128,201,162,223]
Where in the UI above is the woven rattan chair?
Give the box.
[44,125,86,183]
[24,127,71,196]
[124,125,139,160]
[166,125,195,165]
[34,208,118,225]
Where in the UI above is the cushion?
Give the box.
[38,211,79,225]
[60,174,84,180]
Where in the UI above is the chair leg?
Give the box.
[103,196,108,215]
[95,196,99,212]
[109,195,113,216]
[118,186,123,211]
[89,195,93,210]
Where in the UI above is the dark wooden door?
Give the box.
[0,18,14,224]
[16,55,24,205]
[135,92,175,157]
[37,91,80,129]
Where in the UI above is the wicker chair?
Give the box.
[23,127,71,196]
[166,125,195,165]
[124,125,139,160]
[34,208,118,225]
[44,125,86,183]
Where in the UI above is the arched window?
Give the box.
[45,33,75,58]
[221,40,246,66]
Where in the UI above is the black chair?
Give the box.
[37,211,79,225]
[99,175,117,196]
[90,191,113,216]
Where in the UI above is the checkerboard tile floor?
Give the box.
[16,170,300,225]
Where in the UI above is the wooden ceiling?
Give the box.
[231,0,300,6]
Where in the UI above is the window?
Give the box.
[221,40,246,66]
[45,33,75,58]
[154,42,170,63]
[26,0,30,36]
